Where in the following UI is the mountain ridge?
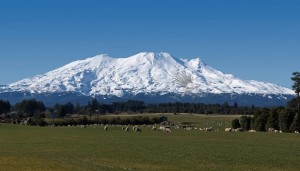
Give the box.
[0,52,294,106]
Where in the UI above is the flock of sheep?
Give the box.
[75,120,300,134]
[78,123,221,134]
[101,124,170,133]
[58,123,300,134]
[224,127,300,133]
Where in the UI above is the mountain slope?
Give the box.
[0,52,294,106]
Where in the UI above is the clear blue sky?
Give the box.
[0,0,299,88]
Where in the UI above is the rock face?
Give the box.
[0,52,294,106]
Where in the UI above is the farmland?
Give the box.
[1,114,300,171]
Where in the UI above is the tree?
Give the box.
[279,109,294,132]
[74,102,81,113]
[15,99,45,117]
[240,116,251,131]
[234,102,238,108]
[290,72,300,132]
[231,119,241,129]
[287,98,298,109]
[253,113,268,132]
[0,100,10,114]
[55,102,75,117]
[90,98,99,112]
[266,108,279,130]
[291,72,300,112]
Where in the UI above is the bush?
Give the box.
[290,114,300,132]
[231,119,241,129]
[78,116,89,125]
[266,109,279,130]
[240,116,251,131]
[279,110,294,132]
[35,119,48,127]
[254,114,268,132]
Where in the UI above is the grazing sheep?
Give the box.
[152,126,156,131]
[295,131,299,134]
[164,127,172,133]
[235,128,244,132]
[104,125,108,131]
[159,126,166,131]
[268,128,275,133]
[81,125,87,128]
[205,127,213,132]
[248,130,256,133]
[225,128,232,132]
[186,127,193,131]
[133,126,141,132]
[125,126,129,131]
[174,125,180,130]
[163,126,171,132]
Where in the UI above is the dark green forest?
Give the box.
[0,97,298,132]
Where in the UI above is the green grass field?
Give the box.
[1,114,300,171]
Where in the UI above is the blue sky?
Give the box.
[0,0,299,88]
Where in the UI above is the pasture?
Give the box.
[1,114,300,171]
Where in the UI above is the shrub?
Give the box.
[231,119,241,129]
[240,116,251,131]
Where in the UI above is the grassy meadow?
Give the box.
[1,114,300,171]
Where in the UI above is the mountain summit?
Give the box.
[0,52,294,106]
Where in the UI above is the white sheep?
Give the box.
[186,127,193,131]
[152,126,156,131]
[268,128,275,133]
[159,126,166,131]
[164,127,172,133]
[225,128,232,132]
[235,128,243,132]
[134,126,141,132]
[125,126,129,131]
[205,127,213,132]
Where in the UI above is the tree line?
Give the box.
[231,107,298,133]
[0,99,258,118]
[231,72,300,132]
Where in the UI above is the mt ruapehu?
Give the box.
[0,52,294,106]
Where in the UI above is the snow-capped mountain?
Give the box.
[0,52,294,106]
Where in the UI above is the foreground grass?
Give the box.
[1,114,300,171]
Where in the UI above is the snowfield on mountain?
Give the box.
[0,52,294,106]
